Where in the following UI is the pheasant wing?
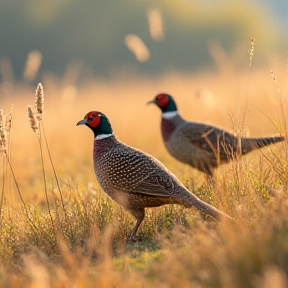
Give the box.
[132,169,176,197]
[180,123,237,160]
[106,145,179,197]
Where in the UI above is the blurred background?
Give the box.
[0,0,287,84]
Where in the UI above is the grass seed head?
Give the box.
[4,106,13,132]
[27,106,39,136]
[249,37,255,67]
[0,110,3,130]
[124,34,150,62]
[23,50,42,81]
[0,110,7,152]
[147,7,165,41]
[35,83,44,116]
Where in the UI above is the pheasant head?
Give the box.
[76,111,113,139]
[147,93,178,113]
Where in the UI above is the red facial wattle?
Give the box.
[86,111,101,128]
[156,94,169,107]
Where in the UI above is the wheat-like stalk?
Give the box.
[0,110,6,224]
[0,108,37,233]
[0,107,13,223]
[0,110,7,153]
[35,83,44,118]
[34,84,74,239]
[23,50,42,81]
[124,34,150,62]
[147,7,164,41]
[28,85,56,232]
[29,83,74,238]
[27,106,39,137]
[4,111,12,133]
[249,37,255,67]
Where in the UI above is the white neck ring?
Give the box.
[162,111,178,119]
[95,133,114,140]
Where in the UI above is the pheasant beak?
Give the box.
[76,119,87,126]
[147,100,156,105]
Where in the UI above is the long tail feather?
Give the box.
[179,189,233,221]
[241,136,284,154]
[193,197,233,221]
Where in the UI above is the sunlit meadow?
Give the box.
[0,59,288,287]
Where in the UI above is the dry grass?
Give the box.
[0,64,287,287]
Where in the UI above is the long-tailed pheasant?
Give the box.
[77,111,232,242]
[148,93,284,180]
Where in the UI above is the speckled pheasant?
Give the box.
[77,111,232,242]
[148,93,284,179]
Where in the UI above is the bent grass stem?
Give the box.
[38,128,56,233]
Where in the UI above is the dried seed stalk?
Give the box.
[35,83,44,118]
[4,106,13,132]
[249,37,255,67]
[147,7,164,41]
[0,110,7,152]
[27,106,39,136]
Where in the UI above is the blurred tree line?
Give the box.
[0,0,285,80]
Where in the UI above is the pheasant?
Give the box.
[148,93,284,180]
[77,111,232,242]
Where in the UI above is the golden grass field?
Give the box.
[0,63,288,287]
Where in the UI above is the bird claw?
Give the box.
[132,236,142,242]
[126,236,142,244]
